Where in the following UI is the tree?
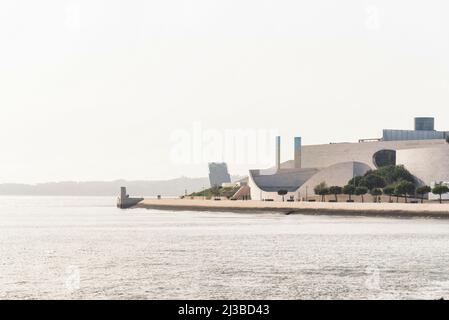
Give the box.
[394,180,415,203]
[416,185,431,203]
[329,186,343,202]
[359,174,386,190]
[347,176,363,187]
[277,189,288,202]
[406,182,416,201]
[383,185,395,203]
[343,185,356,202]
[355,186,368,203]
[348,166,416,197]
[375,165,415,185]
[370,188,382,203]
[432,184,449,204]
[314,182,329,202]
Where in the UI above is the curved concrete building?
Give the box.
[283,139,445,170]
[397,145,449,185]
[248,118,449,201]
[249,168,319,201]
[295,162,372,199]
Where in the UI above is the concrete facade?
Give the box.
[247,118,449,201]
[292,139,446,170]
[248,137,449,201]
[296,162,372,199]
[117,187,144,208]
[396,145,449,185]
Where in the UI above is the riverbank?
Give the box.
[135,198,449,218]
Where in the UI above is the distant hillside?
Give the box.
[0,176,245,197]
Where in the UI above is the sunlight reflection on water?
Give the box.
[1,196,449,300]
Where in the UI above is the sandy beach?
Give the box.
[135,198,449,218]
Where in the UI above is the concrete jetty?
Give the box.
[117,187,144,209]
[135,198,449,219]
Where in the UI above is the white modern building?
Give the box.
[248,117,449,201]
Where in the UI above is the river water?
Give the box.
[1,196,449,300]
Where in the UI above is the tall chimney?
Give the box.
[276,136,281,171]
[294,137,302,169]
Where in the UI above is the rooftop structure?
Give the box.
[382,117,448,141]
[415,117,435,131]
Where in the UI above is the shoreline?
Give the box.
[135,199,449,219]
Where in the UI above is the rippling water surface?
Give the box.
[1,196,449,300]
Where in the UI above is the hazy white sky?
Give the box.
[1,0,449,183]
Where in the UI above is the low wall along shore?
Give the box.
[134,198,449,219]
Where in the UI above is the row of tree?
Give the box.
[312,165,449,203]
[313,182,449,203]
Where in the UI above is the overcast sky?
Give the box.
[1,0,449,183]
